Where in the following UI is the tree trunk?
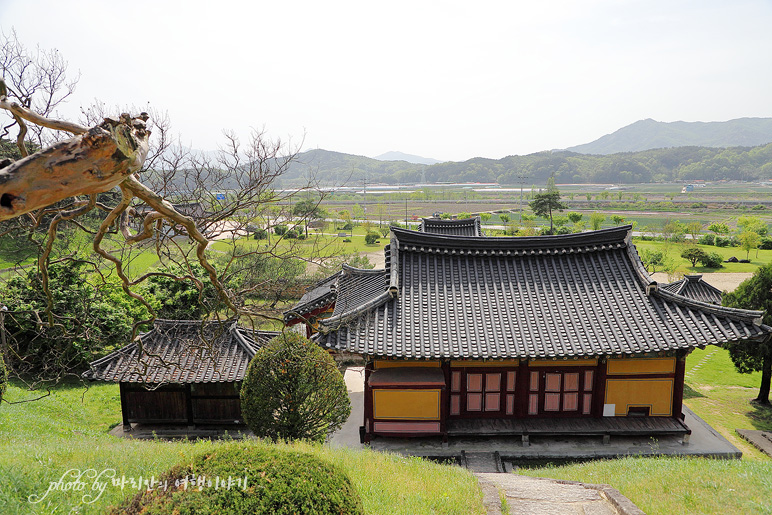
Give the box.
[0,115,149,221]
[756,352,771,405]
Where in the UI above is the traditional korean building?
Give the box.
[284,271,341,337]
[661,274,723,305]
[314,223,770,442]
[83,319,278,431]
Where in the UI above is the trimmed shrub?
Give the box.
[760,237,772,250]
[112,445,363,515]
[342,222,353,231]
[342,238,352,242]
[715,235,730,247]
[252,228,268,240]
[284,230,298,239]
[698,234,715,246]
[274,224,288,236]
[297,233,307,240]
[364,232,379,244]
[241,332,351,442]
[699,252,724,269]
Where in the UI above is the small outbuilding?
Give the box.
[83,319,278,431]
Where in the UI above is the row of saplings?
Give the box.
[113,332,364,515]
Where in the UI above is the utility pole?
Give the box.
[517,171,529,223]
[405,198,408,228]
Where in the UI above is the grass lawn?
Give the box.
[0,381,484,515]
[633,239,772,274]
[522,346,772,514]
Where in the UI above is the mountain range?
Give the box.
[273,117,772,186]
[565,117,772,155]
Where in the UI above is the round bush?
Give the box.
[112,445,363,515]
[273,224,288,236]
[364,232,379,244]
[252,228,268,240]
[240,332,351,442]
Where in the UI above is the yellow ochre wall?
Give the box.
[606,357,675,375]
[605,379,674,416]
[373,389,442,420]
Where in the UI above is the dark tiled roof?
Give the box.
[317,226,770,359]
[420,217,483,237]
[661,274,723,305]
[82,319,280,383]
[284,271,341,323]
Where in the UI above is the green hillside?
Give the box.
[566,117,772,155]
[283,143,772,186]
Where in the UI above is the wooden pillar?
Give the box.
[440,360,450,439]
[517,359,529,417]
[672,352,687,420]
[593,358,608,417]
[186,384,195,429]
[363,362,374,443]
[119,383,132,432]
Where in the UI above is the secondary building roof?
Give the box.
[419,216,483,237]
[284,271,341,324]
[317,226,770,359]
[83,319,279,384]
[661,274,723,305]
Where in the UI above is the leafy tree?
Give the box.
[738,216,768,236]
[640,249,666,273]
[146,263,217,320]
[681,247,708,267]
[686,222,703,241]
[2,261,152,381]
[589,212,605,231]
[499,214,510,224]
[611,215,625,226]
[293,198,327,237]
[662,219,686,242]
[457,212,471,219]
[723,264,772,404]
[440,212,452,220]
[479,213,492,222]
[529,177,567,232]
[739,231,760,260]
[567,212,583,224]
[707,222,730,235]
[240,332,351,442]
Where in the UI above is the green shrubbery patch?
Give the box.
[111,445,363,515]
[240,332,350,442]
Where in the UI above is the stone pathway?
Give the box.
[475,473,644,515]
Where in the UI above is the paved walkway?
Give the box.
[476,473,643,515]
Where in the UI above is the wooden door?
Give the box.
[449,369,517,417]
[528,369,594,416]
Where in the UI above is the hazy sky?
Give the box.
[2,0,771,162]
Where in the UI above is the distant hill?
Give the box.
[566,118,772,155]
[283,149,424,185]
[373,151,441,165]
[280,143,772,186]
